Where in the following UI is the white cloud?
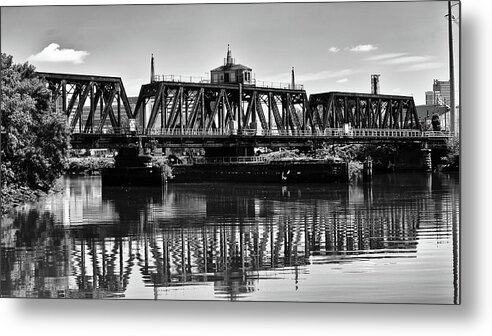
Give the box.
[399,62,442,72]
[349,44,378,52]
[383,56,434,65]
[328,46,340,53]
[365,53,408,61]
[336,78,348,83]
[28,43,89,64]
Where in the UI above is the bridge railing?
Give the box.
[75,127,451,138]
[153,74,211,84]
[144,128,231,136]
[152,74,304,90]
[192,156,268,164]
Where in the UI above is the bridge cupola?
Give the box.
[211,45,253,85]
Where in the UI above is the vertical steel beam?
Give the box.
[255,93,268,130]
[377,98,382,128]
[146,89,162,130]
[398,100,404,129]
[344,97,348,124]
[206,89,224,130]
[61,80,67,113]
[201,88,205,129]
[161,87,166,130]
[242,92,254,129]
[238,84,243,131]
[117,85,121,131]
[84,86,102,133]
[179,87,186,133]
[117,79,133,119]
[70,83,91,132]
[269,95,283,131]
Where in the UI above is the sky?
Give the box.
[1,1,460,105]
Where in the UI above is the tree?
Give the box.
[1,53,70,192]
[444,135,459,171]
[431,114,441,131]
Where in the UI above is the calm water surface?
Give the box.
[1,173,459,303]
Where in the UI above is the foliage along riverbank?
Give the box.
[441,135,460,171]
[260,143,401,182]
[1,53,69,215]
[64,157,114,175]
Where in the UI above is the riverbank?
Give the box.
[1,156,111,214]
[1,179,64,216]
[2,141,458,213]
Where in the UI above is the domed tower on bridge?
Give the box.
[210,45,253,85]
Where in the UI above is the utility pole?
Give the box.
[448,1,456,134]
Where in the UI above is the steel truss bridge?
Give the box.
[38,72,450,149]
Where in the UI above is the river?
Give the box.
[0,173,459,303]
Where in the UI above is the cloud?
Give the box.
[383,56,434,65]
[328,46,340,53]
[365,53,408,61]
[28,43,89,64]
[349,44,378,52]
[399,62,442,72]
[336,78,348,83]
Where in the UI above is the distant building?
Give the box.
[210,45,254,85]
[425,91,435,105]
[432,79,451,106]
[421,79,458,133]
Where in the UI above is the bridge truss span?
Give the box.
[308,92,421,130]
[37,71,450,150]
[38,72,133,134]
[133,81,309,135]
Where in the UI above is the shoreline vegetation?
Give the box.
[64,156,114,175]
[2,53,69,215]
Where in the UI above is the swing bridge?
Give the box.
[37,72,450,150]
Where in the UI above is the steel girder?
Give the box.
[308,92,421,130]
[133,82,309,133]
[37,72,133,134]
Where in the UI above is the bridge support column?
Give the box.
[363,157,373,182]
[205,146,255,158]
[421,148,432,172]
[102,148,162,186]
[114,148,151,168]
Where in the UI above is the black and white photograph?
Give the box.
[1,0,461,306]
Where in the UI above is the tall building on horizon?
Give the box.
[420,79,459,133]
[432,79,451,106]
[425,91,435,105]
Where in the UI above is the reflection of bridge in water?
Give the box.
[1,174,458,300]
